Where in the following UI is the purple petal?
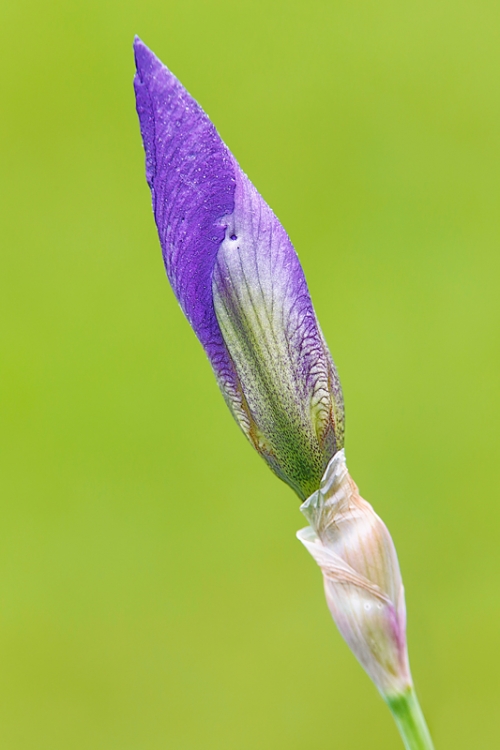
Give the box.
[213,167,344,497]
[133,38,243,407]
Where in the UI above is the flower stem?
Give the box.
[386,688,435,750]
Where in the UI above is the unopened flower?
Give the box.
[133,38,434,749]
[133,37,344,500]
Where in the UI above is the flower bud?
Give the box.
[133,38,344,499]
[297,449,412,698]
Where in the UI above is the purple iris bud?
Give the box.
[133,41,435,746]
[133,37,344,499]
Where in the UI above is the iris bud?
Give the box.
[133,37,344,498]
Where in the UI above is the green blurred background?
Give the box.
[1,0,499,747]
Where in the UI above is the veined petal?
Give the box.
[213,168,344,498]
[134,38,344,498]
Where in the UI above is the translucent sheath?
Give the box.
[298,450,434,749]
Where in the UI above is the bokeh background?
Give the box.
[1,0,499,747]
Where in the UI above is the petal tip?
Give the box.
[133,37,166,84]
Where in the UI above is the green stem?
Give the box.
[386,688,435,750]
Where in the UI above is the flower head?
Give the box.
[133,38,344,498]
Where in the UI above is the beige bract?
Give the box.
[297,449,412,697]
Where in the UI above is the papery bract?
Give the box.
[298,449,412,697]
[133,37,344,498]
